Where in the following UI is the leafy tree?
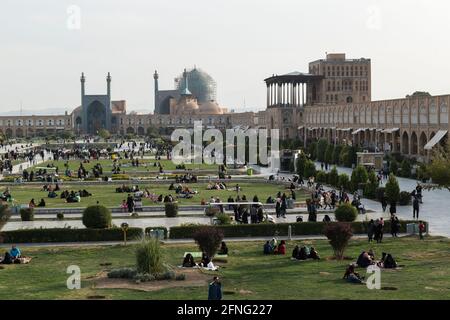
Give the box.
[98,129,111,141]
[338,173,351,191]
[389,160,399,176]
[146,126,160,139]
[334,203,358,222]
[426,143,450,191]
[316,139,328,162]
[308,142,317,160]
[385,173,400,204]
[328,166,339,187]
[400,159,411,178]
[323,222,353,260]
[303,160,317,179]
[339,145,350,166]
[332,144,343,164]
[193,227,224,258]
[351,165,368,191]
[296,153,307,177]
[364,170,379,199]
[325,144,334,165]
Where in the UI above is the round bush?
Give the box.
[334,203,358,222]
[20,208,34,221]
[82,205,112,229]
[399,191,412,206]
[164,202,178,217]
[215,213,231,225]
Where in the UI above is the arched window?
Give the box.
[429,103,437,124]
[365,105,371,124]
[394,103,401,124]
[372,106,378,125]
[440,103,448,124]
[386,106,393,125]
[411,104,418,124]
[402,104,409,124]
[379,105,385,124]
[419,104,427,124]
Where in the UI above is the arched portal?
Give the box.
[419,132,427,156]
[86,101,107,135]
[137,127,145,136]
[402,132,409,154]
[411,131,418,155]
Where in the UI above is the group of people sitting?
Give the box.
[263,239,286,255]
[168,183,198,198]
[174,173,198,183]
[292,245,320,260]
[343,250,398,284]
[181,242,228,269]
[0,245,22,264]
[206,182,228,190]
[60,189,91,203]
[0,188,12,202]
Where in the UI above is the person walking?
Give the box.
[381,195,387,213]
[418,221,426,240]
[413,196,420,220]
[208,276,223,300]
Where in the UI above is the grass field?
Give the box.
[0,236,449,299]
[1,182,307,208]
[32,159,219,173]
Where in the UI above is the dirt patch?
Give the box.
[319,272,331,276]
[238,289,254,295]
[92,268,213,292]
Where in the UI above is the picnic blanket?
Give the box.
[0,256,32,264]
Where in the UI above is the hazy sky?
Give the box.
[1,0,449,114]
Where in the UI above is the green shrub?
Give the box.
[56,213,64,220]
[215,213,231,225]
[325,144,334,164]
[332,145,343,164]
[296,153,308,177]
[155,270,176,281]
[205,206,220,217]
[135,237,164,275]
[316,139,328,162]
[399,191,412,206]
[134,273,156,282]
[389,160,399,176]
[323,222,353,260]
[417,163,430,182]
[308,142,317,160]
[82,205,112,229]
[303,160,317,179]
[20,208,34,221]
[169,221,421,239]
[1,227,143,243]
[375,187,386,202]
[175,273,186,281]
[338,173,351,191]
[164,202,178,217]
[334,203,358,222]
[328,167,339,187]
[400,159,412,178]
[316,171,328,184]
[107,268,137,279]
[351,165,368,191]
[193,226,224,258]
[364,171,379,199]
[385,174,400,204]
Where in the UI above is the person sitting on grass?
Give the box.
[218,241,228,255]
[356,251,374,268]
[120,199,128,212]
[377,252,398,269]
[263,241,272,255]
[182,253,196,268]
[37,198,46,207]
[296,246,308,260]
[48,190,57,198]
[308,247,321,260]
[200,252,211,267]
[274,240,286,255]
[29,198,36,208]
[269,238,277,251]
[343,264,364,284]
[10,245,21,261]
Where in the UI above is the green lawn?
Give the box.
[0,236,449,299]
[31,159,219,173]
[2,182,307,208]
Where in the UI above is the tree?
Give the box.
[334,203,358,222]
[426,143,450,191]
[385,173,400,204]
[332,144,343,164]
[351,165,368,192]
[364,170,379,199]
[328,166,339,187]
[308,142,317,160]
[339,144,350,167]
[338,173,351,191]
[98,129,111,141]
[316,139,328,162]
[325,144,334,165]
[193,227,224,258]
[296,153,307,177]
[400,159,411,178]
[146,126,159,139]
[303,160,317,179]
[323,223,353,260]
[389,160,399,176]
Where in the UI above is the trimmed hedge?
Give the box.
[144,226,169,239]
[0,227,143,243]
[168,220,424,239]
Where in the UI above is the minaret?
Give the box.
[180,68,191,95]
[80,72,85,98]
[153,70,159,113]
[106,72,111,97]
